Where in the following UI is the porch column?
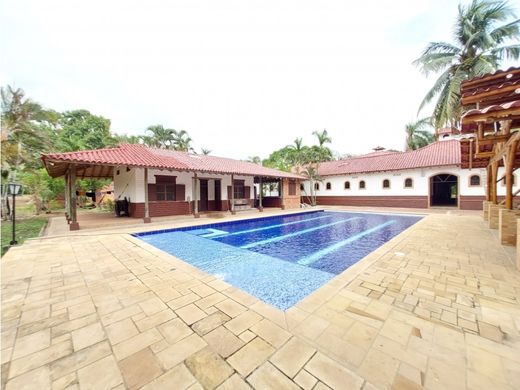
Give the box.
[491,161,498,204]
[143,168,151,223]
[64,169,70,222]
[231,174,236,215]
[505,140,518,210]
[486,165,492,201]
[258,177,263,212]
[280,178,285,210]
[69,164,79,230]
[193,173,199,218]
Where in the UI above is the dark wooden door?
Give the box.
[199,179,208,211]
[214,180,221,211]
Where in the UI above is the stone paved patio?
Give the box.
[2,209,519,389]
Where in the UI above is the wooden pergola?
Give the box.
[459,66,520,251]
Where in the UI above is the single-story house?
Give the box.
[301,131,512,210]
[42,144,303,230]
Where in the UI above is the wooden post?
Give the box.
[69,164,79,230]
[231,174,236,215]
[280,178,285,210]
[258,177,263,212]
[143,168,151,223]
[491,161,499,204]
[193,173,199,218]
[505,140,518,209]
[486,165,492,202]
[64,169,70,222]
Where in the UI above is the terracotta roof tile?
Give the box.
[42,144,303,179]
[316,140,461,176]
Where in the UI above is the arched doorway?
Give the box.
[430,174,458,207]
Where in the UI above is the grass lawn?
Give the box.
[1,217,48,256]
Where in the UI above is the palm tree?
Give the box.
[144,125,174,149]
[405,118,436,150]
[312,129,333,162]
[200,148,211,155]
[288,137,307,173]
[1,86,50,168]
[247,156,262,165]
[301,165,321,206]
[414,0,520,128]
[173,130,193,152]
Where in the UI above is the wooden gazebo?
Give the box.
[459,67,520,252]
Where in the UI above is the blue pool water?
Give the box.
[136,211,422,310]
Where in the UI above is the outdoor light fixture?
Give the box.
[7,182,22,245]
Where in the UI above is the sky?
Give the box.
[1,0,517,159]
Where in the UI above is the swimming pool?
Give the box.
[136,211,422,310]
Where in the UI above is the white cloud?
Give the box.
[1,0,507,159]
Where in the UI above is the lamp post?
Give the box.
[8,183,22,245]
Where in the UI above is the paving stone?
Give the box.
[478,321,504,342]
[191,311,230,336]
[139,297,168,316]
[227,337,274,377]
[19,306,50,325]
[203,326,244,358]
[247,361,300,390]
[105,318,139,345]
[224,310,262,335]
[159,318,193,344]
[185,347,234,389]
[71,322,105,351]
[215,373,251,390]
[77,355,123,390]
[270,337,316,378]
[5,365,51,390]
[141,363,197,390]
[176,304,207,325]
[215,299,247,318]
[134,309,176,332]
[50,341,112,380]
[113,328,163,360]
[294,369,318,390]
[68,302,96,320]
[118,348,164,389]
[12,329,51,360]
[250,319,291,348]
[9,340,73,379]
[156,333,207,369]
[305,352,364,390]
[239,330,256,343]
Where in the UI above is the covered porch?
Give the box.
[42,145,303,231]
[459,66,520,268]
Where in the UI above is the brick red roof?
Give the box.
[42,144,303,179]
[316,140,461,176]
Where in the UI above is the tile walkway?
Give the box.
[1,210,519,389]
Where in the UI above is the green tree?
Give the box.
[143,125,174,149]
[1,86,51,169]
[414,0,520,128]
[311,129,333,162]
[247,156,262,165]
[405,118,436,150]
[56,110,114,151]
[173,130,193,152]
[200,148,211,155]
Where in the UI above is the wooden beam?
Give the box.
[505,139,519,209]
[143,168,151,223]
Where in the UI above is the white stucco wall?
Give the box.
[301,166,514,198]
[113,167,254,202]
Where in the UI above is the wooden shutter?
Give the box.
[227,186,232,199]
[147,184,157,201]
[244,186,251,199]
[175,184,185,201]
